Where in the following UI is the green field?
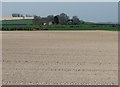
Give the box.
[1,19,118,31]
[2,19,33,25]
[48,25,118,31]
[1,19,34,30]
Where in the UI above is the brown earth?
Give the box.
[2,31,118,85]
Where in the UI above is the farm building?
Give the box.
[0,16,34,20]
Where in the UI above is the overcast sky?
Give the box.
[2,2,118,23]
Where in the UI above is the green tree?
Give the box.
[54,16,59,24]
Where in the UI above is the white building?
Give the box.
[0,17,34,20]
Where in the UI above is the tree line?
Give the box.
[12,13,33,17]
[33,13,85,25]
[12,13,85,25]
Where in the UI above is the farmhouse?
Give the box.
[36,17,53,25]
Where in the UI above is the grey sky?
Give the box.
[2,2,118,23]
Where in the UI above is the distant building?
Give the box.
[38,17,53,25]
[43,23,47,25]
[0,17,34,20]
[48,22,53,25]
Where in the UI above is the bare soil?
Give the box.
[2,31,118,85]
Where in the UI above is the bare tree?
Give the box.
[47,15,54,22]
[72,16,80,25]
[59,13,69,25]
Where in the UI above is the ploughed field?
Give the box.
[2,31,118,85]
